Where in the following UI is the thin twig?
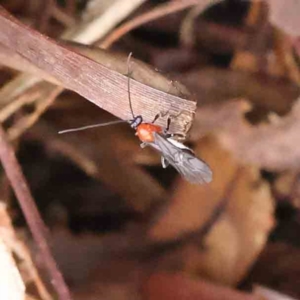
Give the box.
[99,0,200,49]
[0,90,40,122]
[0,124,72,300]
[35,0,55,33]
[52,5,76,28]
[8,86,63,140]
[179,0,223,47]
[63,0,147,44]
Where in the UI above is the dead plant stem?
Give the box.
[0,124,72,300]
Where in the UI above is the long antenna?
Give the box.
[127,52,135,119]
[58,120,126,134]
[59,53,135,135]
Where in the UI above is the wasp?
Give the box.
[59,54,212,184]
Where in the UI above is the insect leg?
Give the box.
[166,117,171,132]
[151,109,172,124]
[154,110,184,133]
[161,156,169,168]
[140,142,148,149]
[151,113,160,124]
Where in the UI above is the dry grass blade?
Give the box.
[0,0,153,144]
[0,43,61,86]
[62,42,190,99]
[0,7,195,136]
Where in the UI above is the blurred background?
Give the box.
[0,0,300,299]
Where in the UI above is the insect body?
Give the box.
[59,53,213,184]
[133,119,163,143]
[124,53,212,184]
[128,114,212,185]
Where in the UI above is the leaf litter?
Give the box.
[0,0,300,299]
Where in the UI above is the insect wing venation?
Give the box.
[150,133,212,184]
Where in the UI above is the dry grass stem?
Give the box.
[0,124,71,299]
[99,0,200,49]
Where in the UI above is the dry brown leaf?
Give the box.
[179,68,299,114]
[143,272,261,300]
[62,41,190,99]
[219,166,274,283]
[148,135,239,242]
[254,285,299,300]
[191,98,300,171]
[190,99,251,141]
[218,99,300,171]
[43,227,143,300]
[269,0,300,37]
[274,171,300,207]
[274,171,297,197]
[71,257,143,300]
[180,168,274,285]
[248,243,300,298]
[147,135,274,285]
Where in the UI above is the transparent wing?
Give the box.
[149,133,213,184]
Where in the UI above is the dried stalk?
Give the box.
[0,124,71,299]
[99,0,200,48]
[8,85,63,140]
